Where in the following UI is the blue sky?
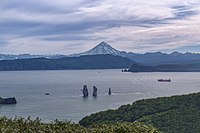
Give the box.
[0,0,200,54]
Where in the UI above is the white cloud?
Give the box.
[0,0,200,54]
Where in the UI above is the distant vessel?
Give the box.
[158,79,171,82]
[45,93,50,95]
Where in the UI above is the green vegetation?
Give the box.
[79,92,200,133]
[0,117,159,133]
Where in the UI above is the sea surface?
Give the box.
[0,70,200,122]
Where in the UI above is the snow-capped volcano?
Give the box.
[70,42,122,57]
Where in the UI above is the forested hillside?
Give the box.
[80,92,200,133]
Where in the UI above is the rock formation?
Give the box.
[82,85,89,97]
[93,86,98,97]
[108,88,112,95]
[0,97,3,104]
[0,97,17,104]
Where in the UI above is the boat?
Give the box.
[158,79,171,82]
[45,93,50,95]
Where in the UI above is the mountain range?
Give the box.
[0,54,65,60]
[1,42,200,66]
[70,42,200,66]
[1,42,200,69]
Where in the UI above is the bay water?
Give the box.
[0,70,200,122]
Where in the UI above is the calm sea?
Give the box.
[0,70,200,122]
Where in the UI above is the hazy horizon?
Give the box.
[0,0,200,54]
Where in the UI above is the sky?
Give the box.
[0,0,200,55]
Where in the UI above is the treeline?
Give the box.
[0,117,159,133]
[79,92,200,133]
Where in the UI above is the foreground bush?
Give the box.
[0,117,159,133]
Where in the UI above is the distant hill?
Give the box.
[128,63,200,72]
[69,42,200,66]
[79,92,200,133]
[124,52,200,66]
[0,54,134,71]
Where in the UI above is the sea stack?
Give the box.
[93,86,98,97]
[82,85,89,97]
[108,88,111,95]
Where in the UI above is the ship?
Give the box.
[158,79,171,82]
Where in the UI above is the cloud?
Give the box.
[0,0,200,54]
